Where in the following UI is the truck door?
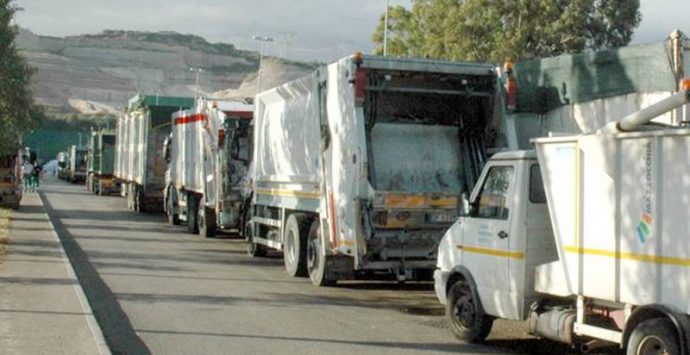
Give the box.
[461,162,517,318]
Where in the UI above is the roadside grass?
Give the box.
[0,208,9,256]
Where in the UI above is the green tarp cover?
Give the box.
[514,42,676,114]
[127,94,195,126]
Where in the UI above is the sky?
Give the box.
[13,0,690,62]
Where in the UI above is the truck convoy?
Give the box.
[115,95,194,213]
[247,53,511,286]
[434,84,690,354]
[0,148,23,209]
[86,130,117,195]
[66,145,87,183]
[164,98,253,237]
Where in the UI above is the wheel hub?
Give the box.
[638,335,670,355]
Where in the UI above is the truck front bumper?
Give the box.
[433,269,449,305]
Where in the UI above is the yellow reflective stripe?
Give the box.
[255,188,320,200]
[456,245,525,259]
[564,246,690,267]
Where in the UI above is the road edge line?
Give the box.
[36,193,112,355]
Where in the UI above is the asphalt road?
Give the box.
[38,177,594,355]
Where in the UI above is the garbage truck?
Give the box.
[0,148,23,209]
[115,95,194,213]
[247,53,511,286]
[164,98,253,237]
[67,145,87,183]
[434,83,690,354]
[86,130,117,195]
[57,151,69,180]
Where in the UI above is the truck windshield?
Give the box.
[76,150,87,169]
[365,70,495,194]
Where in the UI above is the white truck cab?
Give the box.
[434,151,557,336]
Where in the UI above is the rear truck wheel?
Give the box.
[198,201,217,238]
[307,219,336,286]
[446,278,494,343]
[283,213,308,277]
[627,318,680,355]
[97,180,105,196]
[186,193,199,234]
[245,222,267,257]
[126,184,134,210]
[166,190,180,225]
[133,186,141,212]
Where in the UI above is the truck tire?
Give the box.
[167,190,180,225]
[627,318,680,355]
[198,202,217,238]
[446,278,494,343]
[245,222,267,257]
[126,184,134,210]
[133,186,141,212]
[186,193,199,234]
[307,219,336,286]
[283,213,308,277]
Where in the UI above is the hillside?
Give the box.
[17,29,315,115]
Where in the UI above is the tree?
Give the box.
[372,0,641,63]
[0,0,41,153]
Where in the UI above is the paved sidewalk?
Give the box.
[0,192,110,354]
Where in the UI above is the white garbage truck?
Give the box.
[115,95,194,213]
[434,84,690,354]
[164,98,253,237]
[247,53,511,286]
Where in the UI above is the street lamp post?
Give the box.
[383,0,390,56]
[252,35,274,94]
[189,67,204,99]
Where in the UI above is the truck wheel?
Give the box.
[283,214,308,277]
[627,318,679,355]
[307,220,336,286]
[167,191,180,225]
[245,220,267,257]
[198,202,217,238]
[186,194,199,234]
[133,186,141,212]
[126,184,134,210]
[446,279,494,343]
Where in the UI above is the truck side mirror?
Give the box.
[162,137,171,163]
[460,192,474,217]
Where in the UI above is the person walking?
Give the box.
[22,161,34,192]
[32,162,43,190]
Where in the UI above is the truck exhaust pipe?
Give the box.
[580,339,612,353]
[599,85,690,134]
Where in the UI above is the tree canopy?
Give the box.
[0,0,42,153]
[372,0,642,63]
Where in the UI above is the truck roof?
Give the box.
[490,150,536,160]
[359,54,496,76]
[127,95,195,111]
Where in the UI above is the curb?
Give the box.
[35,193,112,355]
